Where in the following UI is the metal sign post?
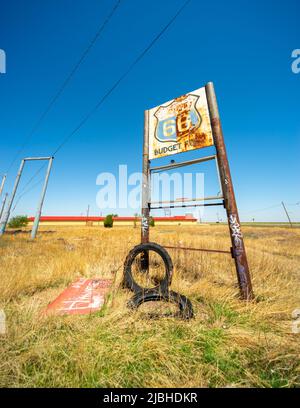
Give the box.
[141,82,254,300]
[141,110,150,270]
[205,82,253,299]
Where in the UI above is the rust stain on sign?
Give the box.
[45,278,112,315]
[148,86,213,159]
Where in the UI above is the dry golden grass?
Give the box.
[0,224,299,388]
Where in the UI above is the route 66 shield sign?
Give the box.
[148,86,213,159]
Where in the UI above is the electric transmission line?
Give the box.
[11,177,45,213]
[52,0,192,155]
[11,0,192,204]
[5,0,122,174]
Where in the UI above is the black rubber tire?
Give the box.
[127,289,194,320]
[123,242,173,294]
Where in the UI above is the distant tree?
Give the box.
[149,216,155,227]
[104,214,113,228]
[8,215,29,229]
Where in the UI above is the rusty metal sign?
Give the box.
[45,278,112,315]
[142,82,254,300]
[148,86,214,159]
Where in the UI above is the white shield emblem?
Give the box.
[154,94,202,143]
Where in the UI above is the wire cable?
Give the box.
[11,177,45,213]
[239,204,282,215]
[14,163,47,198]
[11,0,192,201]
[53,0,192,155]
[5,0,122,174]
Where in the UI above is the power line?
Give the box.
[53,0,192,155]
[16,165,47,197]
[239,201,300,216]
[11,0,192,202]
[5,0,122,174]
[11,177,45,213]
[239,204,281,215]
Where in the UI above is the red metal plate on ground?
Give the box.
[45,278,112,315]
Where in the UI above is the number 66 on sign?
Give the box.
[148,86,214,159]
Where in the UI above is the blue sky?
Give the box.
[0,0,299,222]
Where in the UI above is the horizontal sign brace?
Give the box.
[150,201,224,210]
[150,195,223,205]
[150,155,216,173]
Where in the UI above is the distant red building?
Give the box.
[27,215,197,226]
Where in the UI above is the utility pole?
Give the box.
[281,201,293,228]
[0,157,53,237]
[31,157,54,239]
[0,174,6,198]
[86,204,90,226]
[0,193,8,220]
[0,160,25,236]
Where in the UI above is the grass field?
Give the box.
[0,224,299,388]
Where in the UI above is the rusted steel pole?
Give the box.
[205,82,254,300]
[141,110,150,270]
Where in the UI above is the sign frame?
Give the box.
[141,82,253,300]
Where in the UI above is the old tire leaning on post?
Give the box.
[127,289,194,320]
[123,242,173,294]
